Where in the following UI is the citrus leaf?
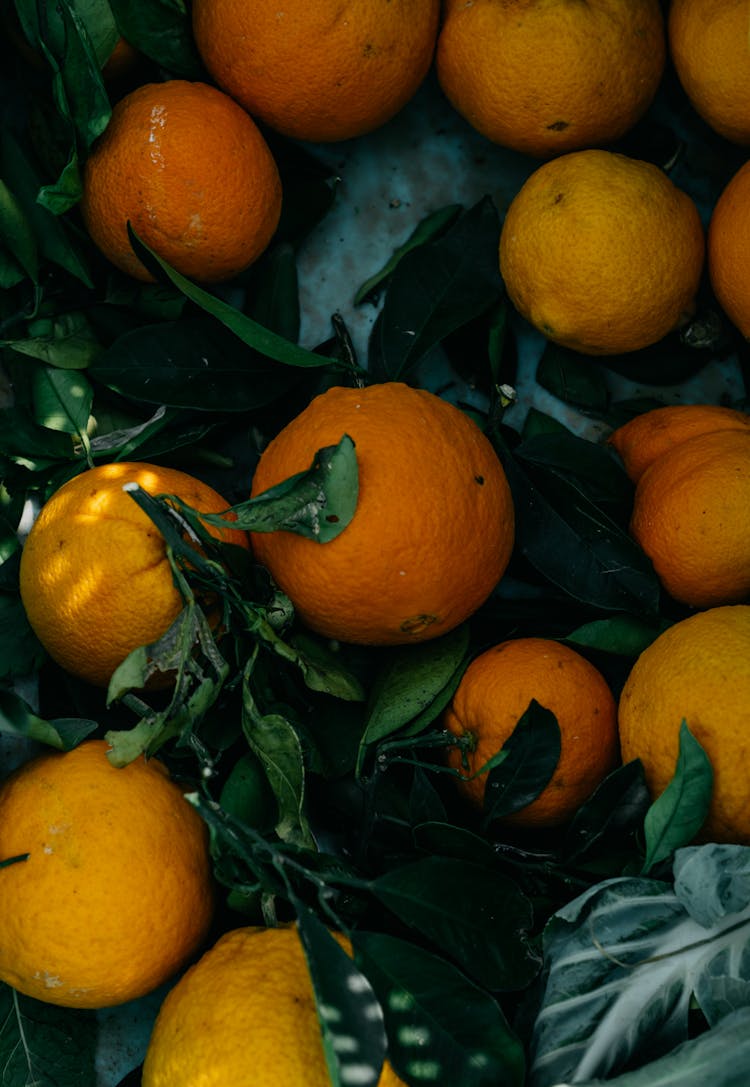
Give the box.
[641,722,714,874]
[565,614,671,656]
[32,366,93,436]
[482,699,561,827]
[354,931,526,1087]
[371,856,540,991]
[297,908,387,1087]
[0,179,38,283]
[0,984,98,1087]
[0,594,47,680]
[529,845,750,1087]
[536,342,610,412]
[108,0,204,77]
[560,760,651,865]
[6,312,103,370]
[0,688,97,750]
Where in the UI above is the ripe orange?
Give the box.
[436,0,665,158]
[669,0,750,145]
[708,159,750,338]
[443,638,619,828]
[142,925,405,1086]
[19,461,249,688]
[249,382,514,646]
[499,149,705,355]
[618,605,750,844]
[629,428,750,609]
[0,739,213,1008]
[607,403,750,483]
[80,80,282,283]
[191,0,441,143]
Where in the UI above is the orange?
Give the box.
[0,739,213,1008]
[618,605,750,843]
[443,637,619,828]
[499,149,705,355]
[629,428,750,609]
[607,403,750,483]
[191,0,441,143]
[436,0,665,158]
[249,382,514,646]
[669,0,750,145]
[142,925,406,1086]
[19,461,249,688]
[708,159,750,338]
[80,80,282,283]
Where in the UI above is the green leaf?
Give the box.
[353,203,463,305]
[642,722,714,874]
[372,197,503,380]
[297,909,387,1087]
[0,594,47,680]
[565,614,671,656]
[126,227,343,370]
[223,434,358,543]
[243,242,301,344]
[0,689,98,750]
[560,760,651,865]
[0,179,38,283]
[371,856,540,991]
[536,342,610,412]
[482,700,561,827]
[354,931,526,1087]
[0,984,98,1086]
[5,312,103,369]
[219,750,277,834]
[357,625,470,774]
[108,0,204,77]
[32,365,93,436]
[529,845,750,1087]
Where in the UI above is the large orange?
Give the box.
[708,159,750,338]
[0,739,213,1008]
[669,0,750,145]
[443,637,619,828]
[80,80,282,282]
[436,0,665,158]
[607,403,750,483]
[249,382,514,645]
[142,925,405,1086]
[191,0,441,143]
[19,461,249,688]
[618,606,750,844]
[499,149,705,355]
[629,429,750,609]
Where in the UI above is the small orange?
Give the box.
[80,80,282,282]
[443,638,619,828]
[142,925,406,1086]
[607,403,750,483]
[19,461,249,688]
[436,0,666,157]
[708,159,750,338]
[249,382,514,646]
[629,428,750,609]
[191,0,441,143]
[0,739,213,1008]
[618,605,750,844]
[669,0,750,145]
[499,149,705,355]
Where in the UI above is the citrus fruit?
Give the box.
[248,382,514,645]
[607,403,750,483]
[629,428,750,608]
[669,0,750,145]
[142,924,405,1086]
[19,461,249,688]
[80,80,282,283]
[618,605,750,843]
[443,637,619,828]
[708,159,750,338]
[436,0,665,157]
[0,739,213,1008]
[499,149,705,355]
[191,0,441,143]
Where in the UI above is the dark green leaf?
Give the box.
[5,312,103,370]
[536,342,610,412]
[297,909,387,1087]
[219,750,277,833]
[244,242,301,344]
[0,983,98,1086]
[371,856,540,991]
[642,722,714,874]
[353,204,463,305]
[561,760,651,864]
[0,179,38,283]
[108,0,204,77]
[514,431,633,521]
[0,595,47,680]
[354,931,526,1087]
[374,197,503,380]
[565,614,671,656]
[32,366,93,436]
[482,700,561,827]
[0,689,98,751]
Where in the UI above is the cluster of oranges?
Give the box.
[5,1,750,1084]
